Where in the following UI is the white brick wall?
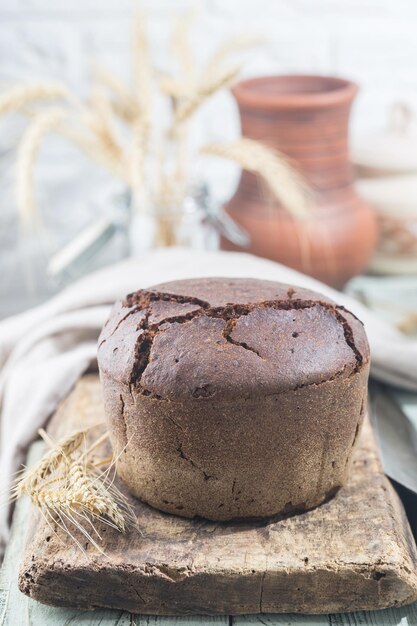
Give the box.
[2,0,417,129]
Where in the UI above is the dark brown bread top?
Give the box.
[97,277,370,400]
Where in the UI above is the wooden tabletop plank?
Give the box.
[234,604,417,626]
[234,616,326,625]
[135,618,228,625]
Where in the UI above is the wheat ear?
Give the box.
[0,82,70,117]
[202,138,312,218]
[159,75,194,100]
[132,13,152,140]
[171,7,199,88]
[59,125,130,183]
[14,430,85,498]
[129,118,148,212]
[13,425,136,552]
[92,65,139,123]
[87,89,124,159]
[16,107,68,227]
[174,63,241,124]
[29,471,125,554]
[65,461,126,531]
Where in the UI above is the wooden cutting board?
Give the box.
[18,375,417,615]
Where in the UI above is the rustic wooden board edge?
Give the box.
[15,484,417,616]
[17,544,417,616]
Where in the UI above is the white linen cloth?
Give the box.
[1,247,417,555]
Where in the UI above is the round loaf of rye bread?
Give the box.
[97,277,370,521]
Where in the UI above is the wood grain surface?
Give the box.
[16,375,417,616]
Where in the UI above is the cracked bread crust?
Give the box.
[98,277,370,521]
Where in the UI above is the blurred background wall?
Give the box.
[2,0,417,131]
[1,0,417,316]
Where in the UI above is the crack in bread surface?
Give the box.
[112,288,366,393]
[98,306,143,348]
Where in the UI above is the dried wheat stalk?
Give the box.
[174,62,241,124]
[92,65,139,123]
[132,13,152,142]
[12,424,137,552]
[202,138,312,218]
[0,13,311,232]
[14,430,85,498]
[129,118,149,212]
[12,431,85,500]
[159,75,193,100]
[86,89,125,164]
[13,426,103,499]
[0,82,70,117]
[161,33,259,100]
[15,97,140,223]
[60,125,130,183]
[162,9,197,209]
[171,8,198,89]
[16,108,68,227]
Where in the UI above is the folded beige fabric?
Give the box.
[1,247,416,555]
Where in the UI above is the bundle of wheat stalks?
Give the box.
[11,424,136,552]
[0,11,311,244]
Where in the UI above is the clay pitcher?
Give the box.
[222,75,378,288]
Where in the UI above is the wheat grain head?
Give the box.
[202,138,313,218]
[0,82,70,117]
[16,108,68,228]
